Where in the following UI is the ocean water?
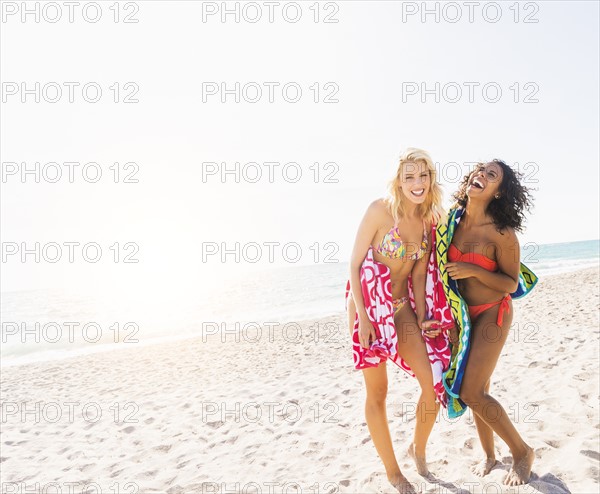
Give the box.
[1,239,598,367]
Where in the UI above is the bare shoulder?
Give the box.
[368,197,388,211]
[366,198,390,219]
[495,225,517,240]
[492,225,519,250]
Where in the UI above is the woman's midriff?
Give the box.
[458,278,511,326]
[370,250,411,317]
[372,249,414,301]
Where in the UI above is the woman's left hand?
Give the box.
[421,319,442,337]
[445,262,478,280]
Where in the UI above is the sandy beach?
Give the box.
[1,267,598,494]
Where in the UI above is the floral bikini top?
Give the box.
[375,220,429,261]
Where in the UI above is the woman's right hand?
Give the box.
[420,319,442,337]
[358,317,377,349]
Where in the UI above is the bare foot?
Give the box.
[471,457,498,477]
[388,473,418,494]
[407,443,429,477]
[504,447,534,486]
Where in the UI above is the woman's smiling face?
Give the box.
[466,162,504,200]
[401,160,431,204]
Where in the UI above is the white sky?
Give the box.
[1,0,599,294]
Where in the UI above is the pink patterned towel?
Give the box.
[345,226,453,406]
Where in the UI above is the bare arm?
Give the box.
[446,228,520,293]
[349,200,382,323]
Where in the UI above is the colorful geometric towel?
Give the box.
[435,207,539,418]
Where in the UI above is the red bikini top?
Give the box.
[448,243,498,272]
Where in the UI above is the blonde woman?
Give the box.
[346,148,445,492]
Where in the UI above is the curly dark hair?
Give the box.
[452,159,534,233]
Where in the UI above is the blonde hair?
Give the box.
[384,148,444,225]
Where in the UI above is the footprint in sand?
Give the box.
[137,470,158,479]
[205,420,224,429]
[580,449,600,461]
[110,468,125,478]
[575,372,590,381]
[303,449,319,458]
[78,463,95,473]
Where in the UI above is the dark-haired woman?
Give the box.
[445,160,535,486]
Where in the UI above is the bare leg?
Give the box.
[350,293,417,493]
[460,304,534,485]
[347,293,356,338]
[472,379,499,476]
[395,304,439,477]
[362,364,416,493]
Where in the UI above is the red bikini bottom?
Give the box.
[468,294,511,326]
